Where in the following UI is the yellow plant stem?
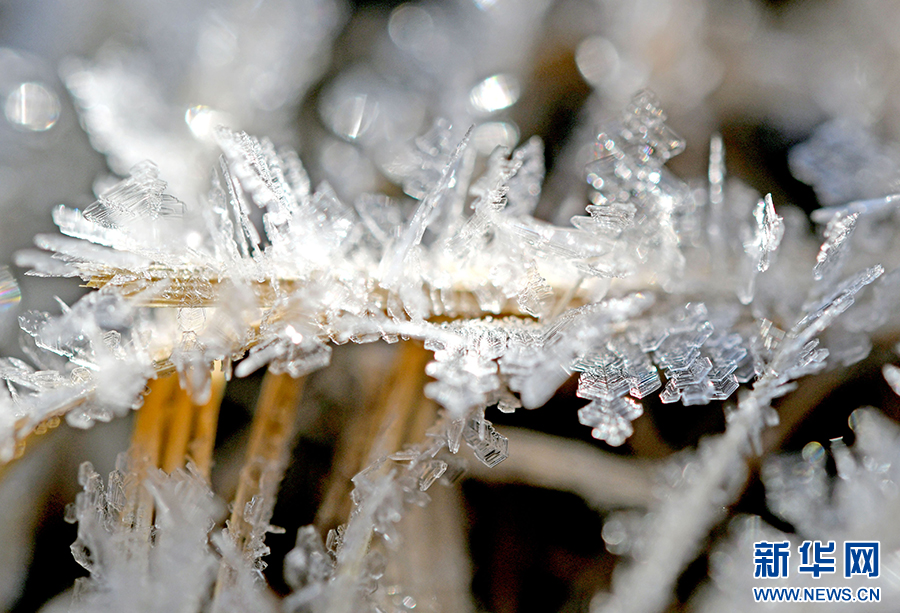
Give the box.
[315,341,435,533]
[213,370,305,600]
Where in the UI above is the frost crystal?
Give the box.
[462,413,509,468]
[65,458,240,613]
[738,194,783,304]
[813,211,858,282]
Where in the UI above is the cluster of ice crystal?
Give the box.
[697,406,900,612]
[63,457,250,613]
[593,240,886,612]
[0,93,676,454]
[6,76,897,466]
[279,432,471,613]
[0,287,159,461]
[574,91,689,283]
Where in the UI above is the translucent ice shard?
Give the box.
[462,413,508,467]
[577,396,642,447]
[215,129,302,248]
[84,160,184,227]
[621,90,686,164]
[379,126,472,289]
[353,193,403,249]
[738,193,783,304]
[840,266,900,332]
[503,137,545,217]
[416,459,448,491]
[424,324,503,420]
[794,265,883,345]
[813,211,857,281]
[516,264,553,318]
[51,161,185,259]
[283,525,333,592]
[383,119,458,200]
[810,192,900,224]
[747,193,783,273]
[575,90,690,284]
[705,133,727,268]
[445,140,526,260]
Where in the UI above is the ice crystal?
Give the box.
[64,458,241,613]
[813,211,858,282]
[462,413,508,468]
[699,409,900,612]
[576,90,689,282]
[738,194,784,304]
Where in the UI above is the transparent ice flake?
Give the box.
[503,137,545,217]
[747,193,783,273]
[622,90,685,164]
[284,526,333,591]
[462,414,508,467]
[84,160,184,228]
[813,211,857,282]
[416,459,448,491]
[516,264,553,318]
[578,396,642,446]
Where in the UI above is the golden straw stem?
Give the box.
[160,383,195,474]
[315,341,434,532]
[214,370,305,600]
[188,369,226,480]
[123,375,175,534]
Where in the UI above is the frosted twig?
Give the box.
[316,341,433,531]
[213,371,305,604]
[123,376,172,541]
[465,427,654,509]
[596,264,882,613]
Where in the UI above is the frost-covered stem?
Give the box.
[86,271,586,316]
[379,478,476,613]
[315,341,433,531]
[213,371,305,599]
[466,427,654,509]
[324,471,392,613]
[598,392,766,613]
